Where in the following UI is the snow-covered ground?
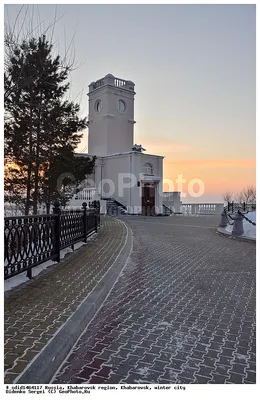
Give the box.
[4,234,97,293]
[225,211,256,239]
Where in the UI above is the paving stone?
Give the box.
[149,345,164,355]
[229,363,246,375]
[85,357,106,370]
[184,358,202,370]
[105,373,124,384]
[155,351,172,363]
[4,217,127,383]
[160,368,179,382]
[197,365,214,379]
[210,373,227,384]
[226,372,245,384]
[168,359,184,371]
[75,366,97,380]
[190,350,205,361]
[124,355,140,366]
[201,357,217,368]
[89,375,107,384]
[179,366,198,379]
[217,355,233,367]
[178,377,195,384]
[151,360,168,373]
[193,375,211,384]
[220,348,235,358]
[4,373,19,384]
[95,366,112,378]
[213,364,230,377]
[128,346,147,358]
[140,353,158,364]
[8,215,254,385]
[245,371,256,382]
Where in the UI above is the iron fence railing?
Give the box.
[227,202,256,213]
[4,200,101,280]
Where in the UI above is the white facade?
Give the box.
[163,192,182,213]
[100,152,163,213]
[88,74,136,157]
[68,73,225,215]
[76,73,164,215]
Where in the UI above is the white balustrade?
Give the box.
[75,188,97,201]
[114,78,127,87]
[181,203,224,215]
[92,76,129,89]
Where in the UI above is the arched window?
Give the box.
[94,99,102,113]
[143,163,153,175]
[117,99,127,113]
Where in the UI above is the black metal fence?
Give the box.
[4,200,101,280]
[227,202,256,213]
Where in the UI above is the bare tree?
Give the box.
[250,186,256,204]
[4,5,87,215]
[4,5,83,103]
[243,185,256,204]
[222,191,233,204]
[235,191,245,205]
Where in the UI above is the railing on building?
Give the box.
[75,188,96,201]
[93,77,127,89]
[114,78,127,87]
[90,75,134,91]
[4,201,101,281]
[93,78,105,89]
[163,204,174,215]
[182,203,224,215]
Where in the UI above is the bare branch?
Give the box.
[235,191,245,205]
[222,191,234,204]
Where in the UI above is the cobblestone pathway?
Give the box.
[4,217,127,384]
[52,215,256,385]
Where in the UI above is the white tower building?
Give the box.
[73,73,169,215]
[88,74,136,156]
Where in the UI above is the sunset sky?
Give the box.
[5,4,256,202]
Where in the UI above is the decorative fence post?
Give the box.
[219,209,227,228]
[52,201,61,262]
[24,217,32,279]
[232,211,244,236]
[27,265,32,279]
[97,200,101,227]
[93,200,98,233]
[82,202,87,243]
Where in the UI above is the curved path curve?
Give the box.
[5,218,129,384]
[52,215,256,385]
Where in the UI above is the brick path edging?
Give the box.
[14,220,133,384]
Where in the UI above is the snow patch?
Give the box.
[169,369,178,380]
[236,354,247,360]
[158,321,172,327]
[5,241,88,292]
[136,366,149,378]
[225,211,256,239]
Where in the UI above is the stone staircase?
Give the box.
[162,203,174,215]
[104,198,128,216]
